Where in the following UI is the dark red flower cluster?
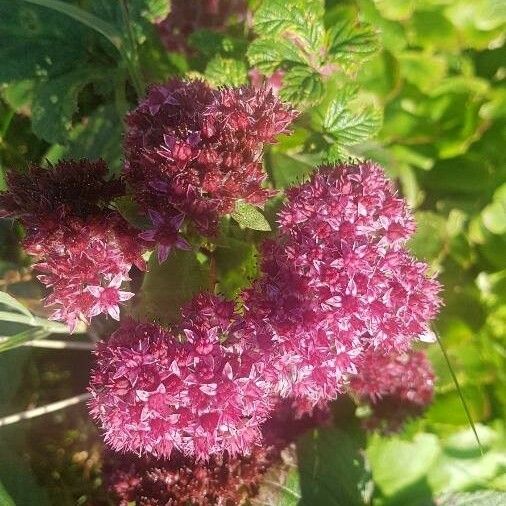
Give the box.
[349,349,435,433]
[103,399,328,505]
[123,79,296,236]
[0,160,145,331]
[239,162,441,407]
[89,294,273,461]
[156,0,247,54]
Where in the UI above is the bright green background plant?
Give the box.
[0,0,504,504]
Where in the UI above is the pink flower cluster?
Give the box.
[123,79,296,235]
[89,162,440,460]
[240,162,441,407]
[349,349,435,433]
[89,294,272,461]
[104,399,327,505]
[0,160,145,331]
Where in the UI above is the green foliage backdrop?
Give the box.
[0,0,504,504]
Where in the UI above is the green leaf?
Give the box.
[322,97,382,146]
[438,491,506,505]
[205,56,248,87]
[231,202,272,231]
[47,104,123,172]
[0,0,86,83]
[481,184,506,235]
[298,426,372,505]
[367,433,440,497]
[31,69,101,144]
[133,249,210,325]
[0,480,15,506]
[0,292,34,321]
[215,237,259,298]
[247,38,309,73]
[0,328,50,353]
[328,18,379,62]
[24,0,122,50]
[252,0,325,50]
[280,66,325,106]
[255,451,301,506]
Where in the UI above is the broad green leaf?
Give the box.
[231,202,272,231]
[481,184,506,235]
[397,52,447,93]
[280,66,325,106]
[269,151,322,188]
[24,0,122,50]
[0,292,34,321]
[0,328,50,353]
[215,237,258,298]
[133,250,210,325]
[438,491,506,506]
[322,98,382,146]
[252,0,325,50]
[205,56,248,87]
[328,18,379,62]
[47,104,123,172]
[0,0,86,83]
[367,433,440,497]
[298,426,372,505]
[31,69,102,144]
[247,38,309,73]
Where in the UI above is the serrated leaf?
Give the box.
[328,18,379,62]
[280,66,324,106]
[31,69,101,144]
[253,447,301,506]
[322,99,382,146]
[253,0,325,50]
[205,56,248,87]
[231,202,272,231]
[247,38,309,73]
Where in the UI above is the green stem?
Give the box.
[436,332,484,455]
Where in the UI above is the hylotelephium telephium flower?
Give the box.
[349,348,435,433]
[0,159,145,331]
[89,294,273,461]
[123,78,296,237]
[240,161,442,407]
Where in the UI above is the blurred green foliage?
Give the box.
[0,0,504,504]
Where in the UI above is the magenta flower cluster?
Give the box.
[88,160,441,461]
[0,160,145,331]
[89,294,273,461]
[240,162,441,407]
[124,78,296,236]
[104,399,327,505]
[349,349,435,432]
